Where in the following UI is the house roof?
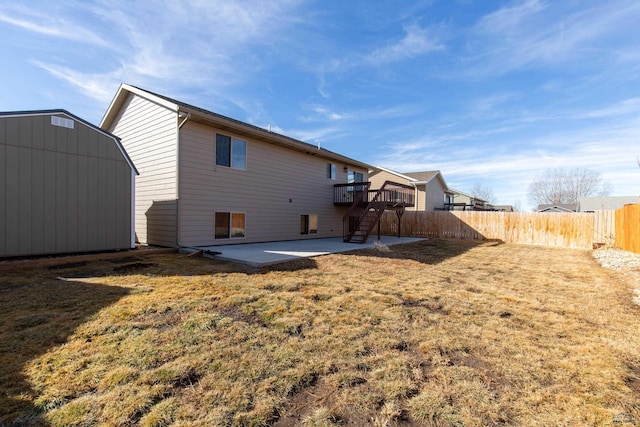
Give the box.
[537,204,577,213]
[101,84,373,170]
[0,109,138,175]
[404,171,439,182]
[577,196,640,211]
[369,166,421,182]
[405,170,449,190]
[371,166,449,189]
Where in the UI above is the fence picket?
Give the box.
[615,204,640,254]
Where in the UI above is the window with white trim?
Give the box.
[216,133,246,170]
[215,212,245,239]
[300,214,318,235]
[327,163,336,180]
[347,170,364,183]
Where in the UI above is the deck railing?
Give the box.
[373,181,415,206]
[333,182,373,205]
[333,181,414,206]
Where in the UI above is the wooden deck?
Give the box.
[333,182,415,208]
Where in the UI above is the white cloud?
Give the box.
[0,8,108,46]
[31,61,117,101]
[468,0,640,76]
[12,0,306,103]
[367,23,444,65]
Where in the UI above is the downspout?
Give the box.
[176,112,191,248]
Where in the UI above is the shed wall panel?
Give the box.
[5,145,20,254]
[0,143,5,255]
[30,148,45,255]
[77,155,89,252]
[43,149,57,254]
[19,147,32,254]
[67,153,79,253]
[55,151,68,253]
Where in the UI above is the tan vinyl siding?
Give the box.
[414,185,426,211]
[425,178,446,211]
[0,114,133,257]
[369,170,400,190]
[178,121,366,246]
[108,94,178,246]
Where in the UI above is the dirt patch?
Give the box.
[217,306,266,327]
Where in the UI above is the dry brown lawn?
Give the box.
[0,239,638,426]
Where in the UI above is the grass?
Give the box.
[0,239,639,426]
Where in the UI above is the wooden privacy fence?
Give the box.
[615,204,640,254]
[592,210,616,245]
[380,211,595,249]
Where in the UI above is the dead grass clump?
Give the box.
[0,241,639,425]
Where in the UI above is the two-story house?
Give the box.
[100,84,412,247]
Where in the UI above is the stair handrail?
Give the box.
[341,182,372,221]
[346,181,394,242]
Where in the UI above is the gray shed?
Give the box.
[0,110,138,258]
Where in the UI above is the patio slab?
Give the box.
[197,236,426,267]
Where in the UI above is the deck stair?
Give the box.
[341,181,414,243]
[347,201,387,243]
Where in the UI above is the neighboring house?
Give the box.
[0,110,138,257]
[446,189,492,211]
[577,196,640,212]
[369,167,449,211]
[100,84,407,247]
[537,204,577,213]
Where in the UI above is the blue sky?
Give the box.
[2,0,639,210]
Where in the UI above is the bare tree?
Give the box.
[512,200,522,212]
[527,167,611,206]
[471,182,497,204]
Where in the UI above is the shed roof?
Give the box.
[0,109,138,175]
[577,196,640,211]
[101,84,373,170]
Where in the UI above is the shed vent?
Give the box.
[51,115,75,129]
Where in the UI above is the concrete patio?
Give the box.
[196,236,426,267]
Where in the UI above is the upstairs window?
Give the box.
[216,134,246,170]
[327,163,336,180]
[347,170,364,183]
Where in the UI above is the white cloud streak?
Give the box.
[0,8,108,46]
[367,23,444,64]
[467,0,640,76]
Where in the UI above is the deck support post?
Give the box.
[396,209,405,238]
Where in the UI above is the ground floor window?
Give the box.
[300,214,318,235]
[215,212,245,239]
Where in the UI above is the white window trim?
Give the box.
[300,214,318,235]
[214,211,246,240]
[215,133,247,170]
